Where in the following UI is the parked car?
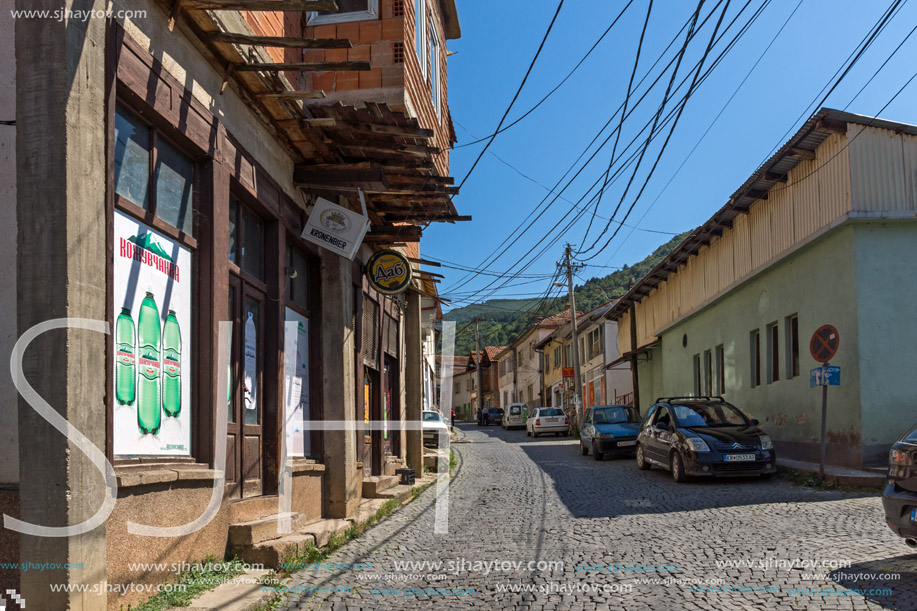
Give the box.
[422,410,449,447]
[635,396,776,482]
[479,407,504,426]
[882,423,917,547]
[526,407,569,437]
[502,403,527,430]
[580,405,641,461]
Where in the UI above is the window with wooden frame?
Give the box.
[114,103,195,236]
[428,16,441,119]
[703,349,713,396]
[786,314,800,379]
[228,196,265,282]
[767,322,779,384]
[715,344,725,394]
[414,0,427,78]
[750,329,761,388]
[307,0,379,24]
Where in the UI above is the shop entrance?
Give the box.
[228,279,266,498]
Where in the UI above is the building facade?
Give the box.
[3,0,461,607]
[608,109,917,470]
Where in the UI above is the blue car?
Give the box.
[580,405,642,461]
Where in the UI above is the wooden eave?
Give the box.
[162,0,463,246]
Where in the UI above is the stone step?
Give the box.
[366,483,414,503]
[299,518,352,547]
[229,512,310,546]
[351,498,390,524]
[361,474,397,498]
[228,495,282,524]
[232,533,317,571]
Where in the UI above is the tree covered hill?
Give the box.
[443,231,690,355]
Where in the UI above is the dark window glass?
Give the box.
[285,246,311,310]
[789,315,800,378]
[154,137,194,234]
[715,345,725,394]
[693,354,701,396]
[241,207,263,280]
[114,105,151,209]
[229,197,239,264]
[243,298,260,425]
[751,330,761,388]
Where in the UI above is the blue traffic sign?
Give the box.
[810,366,841,387]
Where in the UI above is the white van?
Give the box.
[502,403,527,430]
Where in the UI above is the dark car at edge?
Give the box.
[882,423,917,548]
[635,397,776,482]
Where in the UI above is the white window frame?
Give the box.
[428,17,442,119]
[414,0,427,78]
[307,0,379,25]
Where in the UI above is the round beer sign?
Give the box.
[366,249,412,295]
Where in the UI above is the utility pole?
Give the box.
[564,244,583,423]
[474,317,483,421]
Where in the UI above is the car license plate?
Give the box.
[911,508,917,523]
[617,440,636,447]
[547,417,559,423]
[724,454,755,462]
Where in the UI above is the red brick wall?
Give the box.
[303,0,452,177]
[242,9,304,88]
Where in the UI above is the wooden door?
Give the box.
[227,276,265,498]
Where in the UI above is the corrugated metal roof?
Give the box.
[606,108,917,320]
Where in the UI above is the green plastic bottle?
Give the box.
[162,310,182,417]
[115,307,136,406]
[137,292,161,435]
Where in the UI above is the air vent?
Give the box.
[393,0,404,16]
[393,42,404,64]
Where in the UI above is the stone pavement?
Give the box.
[275,423,917,610]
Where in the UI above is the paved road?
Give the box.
[280,423,917,610]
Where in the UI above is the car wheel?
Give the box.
[593,442,605,461]
[580,442,588,456]
[671,451,687,483]
[636,444,650,470]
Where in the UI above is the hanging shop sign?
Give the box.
[300,196,370,260]
[113,210,192,457]
[366,249,413,295]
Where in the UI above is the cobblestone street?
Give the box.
[281,423,917,610]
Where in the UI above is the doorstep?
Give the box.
[176,472,441,610]
[777,457,886,489]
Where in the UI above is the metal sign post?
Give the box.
[809,324,839,482]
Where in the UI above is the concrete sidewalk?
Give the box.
[778,457,886,489]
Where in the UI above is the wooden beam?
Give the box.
[294,161,380,172]
[337,142,440,158]
[234,61,370,72]
[321,121,435,139]
[293,166,389,189]
[185,0,338,10]
[763,171,787,183]
[386,174,455,185]
[209,32,351,48]
[788,147,816,160]
[815,119,847,134]
[407,257,442,267]
[384,213,471,222]
[258,90,326,100]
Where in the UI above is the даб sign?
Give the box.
[301,197,370,260]
[366,249,412,295]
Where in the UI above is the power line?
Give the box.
[455,0,635,149]
[443,0,735,294]
[447,0,769,305]
[577,0,729,262]
[457,0,565,190]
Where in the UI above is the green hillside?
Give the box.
[444,231,690,355]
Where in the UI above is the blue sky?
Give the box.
[422,0,917,312]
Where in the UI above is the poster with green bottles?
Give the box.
[113,211,192,456]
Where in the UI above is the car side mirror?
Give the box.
[656,422,670,431]
[749,419,760,426]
